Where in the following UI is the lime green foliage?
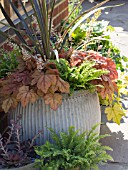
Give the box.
[100,72,127,125]
[35,125,113,170]
[71,11,103,43]
[52,59,108,92]
[68,0,82,23]
[69,11,128,125]
[71,20,128,72]
[72,27,86,43]
[0,48,19,78]
[100,72,128,125]
[89,36,128,72]
[105,103,125,125]
[99,43,128,71]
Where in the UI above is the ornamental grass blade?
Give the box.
[0,21,25,33]
[60,0,84,32]
[0,29,10,39]
[32,0,48,55]
[18,0,37,35]
[59,0,110,51]
[60,1,124,51]
[18,0,38,39]
[49,0,56,36]
[69,0,110,28]
[0,21,35,52]
[0,3,26,44]
[0,29,24,47]
[29,0,50,59]
[39,0,50,59]
[69,4,124,37]
[18,0,44,57]
[8,0,33,39]
[19,0,32,24]
[0,28,25,47]
[8,0,42,54]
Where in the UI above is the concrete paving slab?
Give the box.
[99,163,128,170]
[82,1,128,169]
[83,0,128,57]
[100,123,128,163]
[100,101,128,164]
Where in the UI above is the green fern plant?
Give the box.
[51,58,108,92]
[0,48,19,78]
[35,125,113,170]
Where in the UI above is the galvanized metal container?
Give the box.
[10,91,101,144]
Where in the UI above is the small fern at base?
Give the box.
[34,124,113,170]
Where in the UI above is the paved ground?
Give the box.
[83,0,128,57]
[82,1,128,170]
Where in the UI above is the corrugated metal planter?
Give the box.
[10,90,101,144]
[0,163,39,170]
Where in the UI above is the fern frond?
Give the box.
[68,126,80,149]
[59,132,69,149]
[35,125,113,169]
[87,123,101,137]
[48,128,61,147]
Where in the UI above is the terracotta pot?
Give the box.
[0,163,39,170]
[10,91,101,144]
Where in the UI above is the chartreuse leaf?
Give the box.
[71,27,86,42]
[52,59,108,92]
[105,103,125,125]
